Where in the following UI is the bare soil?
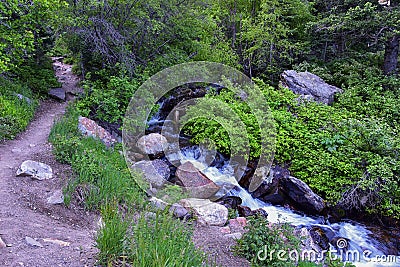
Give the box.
[193,225,250,267]
[0,59,98,267]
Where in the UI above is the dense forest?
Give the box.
[1,0,399,266]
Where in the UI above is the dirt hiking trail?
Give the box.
[0,58,98,267]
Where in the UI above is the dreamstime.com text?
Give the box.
[257,246,400,264]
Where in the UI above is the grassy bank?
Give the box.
[49,105,206,266]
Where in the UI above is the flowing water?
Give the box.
[164,144,399,267]
[146,95,399,267]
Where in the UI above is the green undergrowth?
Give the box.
[233,216,302,267]
[1,57,61,141]
[49,105,145,209]
[14,58,61,95]
[0,76,38,140]
[49,105,207,266]
[184,72,400,219]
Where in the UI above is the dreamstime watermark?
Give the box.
[256,238,400,264]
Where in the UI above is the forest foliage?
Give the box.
[1,0,399,218]
[1,1,400,263]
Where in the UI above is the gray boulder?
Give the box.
[136,133,168,155]
[280,176,326,214]
[169,203,189,219]
[252,165,288,205]
[48,88,66,101]
[132,160,170,189]
[16,160,53,180]
[179,198,228,226]
[47,190,64,205]
[252,166,286,197]
[280,70,342,104]
[78,116,116,147]
[14,93,33,105]
[149,196,169,210]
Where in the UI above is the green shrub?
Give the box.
[0,77,38,140]
[76,71,137,123]
[335,70,400,129]
[233,215,302,267]
[183,76,400,218]
[15,58,61,95]
[261,78,400,218]
[182,83,269,160]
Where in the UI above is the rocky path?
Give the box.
[0,59,97,266]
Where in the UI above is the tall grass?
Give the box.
[49,104,207,266]
[129,211,206,267]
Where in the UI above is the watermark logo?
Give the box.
[336,238,348,249]
[122,62,276,202]
[256,238,400,264]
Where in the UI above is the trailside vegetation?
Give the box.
[2,0,399,265]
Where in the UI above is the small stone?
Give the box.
[78,116,116,147]
[0,237,6,248]
[149,197,169,210]
[42,238,70,247]
[47,190,64,205]
[29,144,36,148]
[236,217,247,227]
[25,237,43,248]
[132,161,170,189]
[144,212,156,220]
[179,198,228,226]
[14,93,32,105]
[12,148,22,153]
[175,161,220,199]
[169,203,189,218]
[229,217,247,232]
[136,133,168,155]
[225,233,242,240]
[220,226,231,234]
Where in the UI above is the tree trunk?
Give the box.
[231,0,237,49]
[383,34,400,75]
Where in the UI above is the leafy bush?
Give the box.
[261,78,400,218]
[334,70,400,129]
[76,71,138,123]
[233,215,301,267]
[182,83,270,160]
[15,58,61,95]
[0,77,38,140]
